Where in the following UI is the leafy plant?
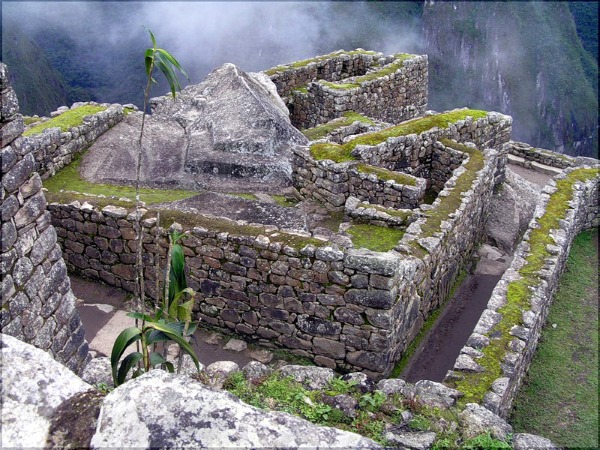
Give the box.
[461,433,511,450]
[358,391,387,412]
[110,29,197,387]
[325,377,358,396]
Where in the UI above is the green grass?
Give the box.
[23,105,106,136]
[309,109,488,163]
[302,112,375,141]
[228,193,257,201]
[272,195,299,207]
[450,168,599,406]
[346,223,405,252]
[43,155,198,205]
[319,53,413,90]
[510,229,598,448]
[23,116,43,126]
[356,164,417,186]
[357,203,412,221]
[264,50,378,76]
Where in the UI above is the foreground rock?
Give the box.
[91,370,380,448]
[0,333,93,447]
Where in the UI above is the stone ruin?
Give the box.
[2,48,599,446]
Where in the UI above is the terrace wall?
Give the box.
[293,112,512,211]
[48,142,502,378]
[0,63,90,374]
[287,55,428,129]
[444,165,600,418]
[19,103,124,180]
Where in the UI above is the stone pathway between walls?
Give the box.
[71,275,287,369]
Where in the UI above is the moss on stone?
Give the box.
[356,164,417,186]
[358,203,412,221]
[346,223,405,252]
[319,53,413,90]
[23,116,43,126]
[228,193,258,201]
[302,111,375,141]
[23,105,107,136]
[310,109,488,163]
[264,49,378,76]
[451,167,599,406]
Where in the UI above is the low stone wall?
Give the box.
[266,50,379,99]
[444,165,600,418]
[289,55,428,129]
[20,103,124,180]
[508,140,574,169]
[293,111,512,211]
[49,143,501,379]
[0,63,89,374]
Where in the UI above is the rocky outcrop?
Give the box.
[92,370,379,448]
[80,63,307,193]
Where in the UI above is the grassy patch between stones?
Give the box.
[309,109,488,163]
[43,155,198,205]
[302,112,375,141]
[272,195,299,207]
[346,223,405,252]
[449,168,599,407]
[357,203,412,221]
[510,229,598,448]
[23,115,43,126]
[356,164,417,186]
[23,105,107,136]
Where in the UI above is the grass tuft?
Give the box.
[346,223,405,252]
[356,164,417,186]
[23,105,106,136]
[302,112,375,141]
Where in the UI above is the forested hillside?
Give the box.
[2,2,597,156]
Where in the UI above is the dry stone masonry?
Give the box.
[267,50,427,129]
[1,63,90,373]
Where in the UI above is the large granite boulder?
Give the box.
[0,333,93,447]
[80,63,307,193]
[91,370,380,448]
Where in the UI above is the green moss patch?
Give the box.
[43,155,198,205]
[357,203,412,221]
[272,195,299,207]
[264,50,378,76]
[319,53,413,90]
[451,168,599,406]
[23,105,106,136]
[302,112,375,141]
[346,223,405,252]
[310,109,488,163]
[228,193,258,201]
[356,164,417,186]
[23,116,43,126]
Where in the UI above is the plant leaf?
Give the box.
[111,327,142,385]
[127,311,155,322]
[156,48,190,80]
[144,26,157,49]
[146,329,171,345]
[164,361,175,373]
[145,322,200,371]
[117,352,143,386]
[149,351,167,367]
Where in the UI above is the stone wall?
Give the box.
[293,111,512,211]
[277,54,428,130]
[48,141,501,378]
[267,50,379,99]
[508,140,574,169]
[0,63,90,374]
[444,165,600,418]
[20,103,125,180]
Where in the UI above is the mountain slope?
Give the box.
[1,20,71,116]
[423,1,598,157]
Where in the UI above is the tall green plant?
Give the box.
[111,28,197,387]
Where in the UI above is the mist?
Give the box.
[2,1,424,105]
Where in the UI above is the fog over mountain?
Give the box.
[2,1,597,156]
